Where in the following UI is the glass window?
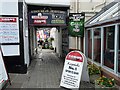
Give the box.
[103,26,115,70]
[93,28,101,63]
[88,30,92,59]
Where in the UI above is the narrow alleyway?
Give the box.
[6,48,94,89]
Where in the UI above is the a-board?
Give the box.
[60,51,89,90]
[0,49,8,90]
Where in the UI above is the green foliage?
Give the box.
[88,64,101,75]
[96,76,115,87]
[49,37,54,42]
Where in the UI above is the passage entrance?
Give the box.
[28,5,69,61]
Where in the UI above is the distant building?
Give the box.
[69,0,113,53]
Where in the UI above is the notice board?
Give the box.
[0,17,19,43]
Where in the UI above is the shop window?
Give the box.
[88,30,92,59]
[93,28,101,63]
[104,26,115,70]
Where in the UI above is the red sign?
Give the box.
[0,18,16,22]
[66,51,83,62]
[34,20,46,24]
[31,16,48,19]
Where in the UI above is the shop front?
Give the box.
[85,2,120,85]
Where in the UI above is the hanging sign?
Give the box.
[29,10,67,26]
[0,49,8,89]
[60,51,89,90]
[69,13,85,37]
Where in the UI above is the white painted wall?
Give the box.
[0,0,18,15]
[69,0,113,51]
[50,28,56,49]
[70,0,114,21]
[23,1,30,67]
[25,0,70,6]
[69,36,77,49]
[55,28,62,57]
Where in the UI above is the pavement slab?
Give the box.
[5,49,95,89]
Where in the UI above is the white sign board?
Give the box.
[1,45,20,56]
[0,49,8,89]
[0,17,19,43]
[60,51,89,90]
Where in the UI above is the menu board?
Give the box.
[0,17,19,43]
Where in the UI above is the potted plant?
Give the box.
[95,76,115,89]
[88,64,101,84]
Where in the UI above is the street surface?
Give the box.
[6,49,94,89]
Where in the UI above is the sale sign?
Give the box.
[60,51,89,89]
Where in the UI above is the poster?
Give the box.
[60,51,89,89]
[1,45,20,56]
[0,17,19,43]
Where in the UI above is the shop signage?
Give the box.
[60,51,89,89]
[0,17,19,43]
[69,13,85,37]
[0,49,8,89]
[29,10,67,26]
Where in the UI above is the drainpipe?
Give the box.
[76,0,78,13]
[75,0,78,49]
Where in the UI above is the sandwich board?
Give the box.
[60,51,89,90]
[0,49,8,90]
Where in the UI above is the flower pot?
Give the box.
[90,74,100,84]
[95,80,116,90]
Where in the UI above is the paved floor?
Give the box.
[5,49,95,89]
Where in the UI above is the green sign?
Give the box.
[69,13,85,37]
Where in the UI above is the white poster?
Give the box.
[0,17,19,43]
[0,49,8,89]
[1,45,20,56]
[60,51,89,90]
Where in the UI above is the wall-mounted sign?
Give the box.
[0,17,19,43]
[69,13,85,37]
[1,45,20,56]
[29,10,67,26]
[60,51,89,89]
